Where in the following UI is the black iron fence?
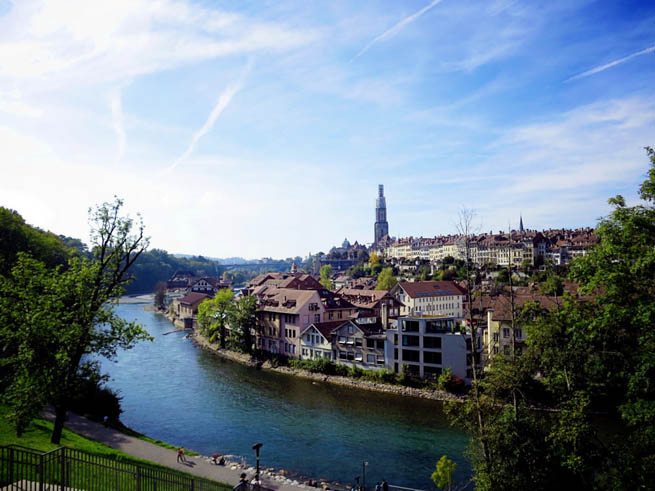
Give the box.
[0,444,231,491]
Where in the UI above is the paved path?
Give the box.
[43,411,314,491]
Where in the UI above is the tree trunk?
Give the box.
[220,324,226,349]
[51,404,67,444]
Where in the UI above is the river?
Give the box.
[100,302,471,489]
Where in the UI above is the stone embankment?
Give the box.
[190,331,462,402]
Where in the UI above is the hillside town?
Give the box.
[162,185,598,385]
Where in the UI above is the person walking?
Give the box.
[177,448,184,463]
[382,479,388,491]
[375,482,381,491]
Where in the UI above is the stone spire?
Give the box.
[519,214,524,233]
[374,184,389,244]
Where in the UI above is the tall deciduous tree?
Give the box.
[197,288,235,348]
[376,267,397,290]
[319,264,334,290]
[0,198,152,444]
[228,295,257,354]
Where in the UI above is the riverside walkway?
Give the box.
[44,411,313,491]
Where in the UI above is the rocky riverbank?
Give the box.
[190,331,462,403]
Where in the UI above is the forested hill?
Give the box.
[0,207,222,294]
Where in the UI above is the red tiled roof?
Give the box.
[397,281,467,298]
[179,292,210,306]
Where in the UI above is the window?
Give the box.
[423,351,442,365]
[355,338,362,347]
[394,334,398,345]
[328,312,333,320]
[503,328,510,338]
[347,352,355,361]
[376,340,385,350]
[402,350,420,362]
[423,336,441,349]
[355,354,363,362]
[302,348,308,356]
[338,311,343,319]
[367,354,375,363]
[339,351,347,360]
[377,356,385,364]
[515,329,523,340]
[403,320,419,332]
[402,335,419,347]
[347,337,354,345]
[314,314,320,323]
[492,333,499,342]
[338,336,346,344]
[348,324,355,334]
[424,366,442,376]
[366,339,375,348]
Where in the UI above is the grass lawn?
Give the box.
[0,405,230,489]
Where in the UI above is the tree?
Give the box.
[0,198,152,443]
[369,251,380,266]
[319,264,334,289]
[153,281,167,310]
[376,267,397,290]
[197,288,235,348]
[228,295,257,354]
[431,455,457,491]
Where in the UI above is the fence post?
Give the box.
[136,466,141,491]
[8,447,13,486]
[191,478,195,491]
[60,447,66,491]
[39,452,44,491]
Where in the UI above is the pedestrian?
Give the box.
[375,482,381,491]
[181,447,186,462]
[212,454,219,464]
[177,448,183,463]
[382,479,388,491]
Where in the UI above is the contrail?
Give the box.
[352,0,444,61]
[110,88,126,161]
[566,44,655,82]
[165,61,252,173]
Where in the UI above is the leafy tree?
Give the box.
[197,288,235,348]
[376,267,397,290]
[431,455,457,490]
[153,281,167,309]
[228,295,257,354]
[0,207,73,276]
[319,264,334,289]
[369,251,380,266]
[0,198,152,444]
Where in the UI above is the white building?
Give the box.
[385,316,478,382]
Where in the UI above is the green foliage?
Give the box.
[446,148,655,489]
[228,295,257,354]
[319,264,334,289]
[376,267,397,290]
[197,288,235,347]
[431,455,457,490]
[0,198,152,444]
[0,207,73,276]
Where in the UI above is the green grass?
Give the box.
[0,405,229,489]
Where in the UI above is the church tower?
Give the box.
[374,184,389,244]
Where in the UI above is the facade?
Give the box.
[173,292,209,329]
[299,320,343,360]
[332,320,386,370]
[253,288,325,357]
[374,184,389,245]
[189,277,231,296]
[391,281,466,318]
[385,316,477,381]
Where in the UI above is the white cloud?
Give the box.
[109,88,126,161]
[566,44,655,82]
[352,0,444,60]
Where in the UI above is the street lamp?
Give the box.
[252,443,263,485]
[362,461,368,491]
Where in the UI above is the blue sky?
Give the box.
[0,0,653,259]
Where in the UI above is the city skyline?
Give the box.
[1,0,654,259]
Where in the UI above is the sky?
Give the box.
[1,0,654,259]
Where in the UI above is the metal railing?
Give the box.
[1,444,230,491]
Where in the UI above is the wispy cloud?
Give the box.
[566,44,655,82]
[166,61,253,173]
[109,88,126,161]
[352,0,444,60]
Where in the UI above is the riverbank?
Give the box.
[190,330,462,403]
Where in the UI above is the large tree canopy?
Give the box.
[0,198,152,443]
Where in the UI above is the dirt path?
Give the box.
[43,411,313,491]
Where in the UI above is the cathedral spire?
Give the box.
[374,184,389,244]
[519,214,524,233]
